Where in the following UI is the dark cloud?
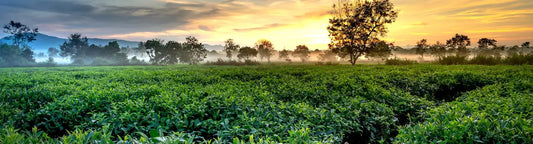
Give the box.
[198,25,214,31]
[233,23,288,32]
[0,0,222,36]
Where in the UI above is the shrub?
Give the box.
[504,54,533,65]
[468,55,501,65]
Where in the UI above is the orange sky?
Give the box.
[2,0,532,50]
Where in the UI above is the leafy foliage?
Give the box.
[328,0,398,65]
[293,45,310,62]
[0,65,531,143]
[255,39,274,62]
[3,21,38,47]
[237,46,258,61]
[224,39,240,60]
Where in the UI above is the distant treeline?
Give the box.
[0,21,532,67]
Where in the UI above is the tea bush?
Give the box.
[0,65,532,143]
[395,82,533,143]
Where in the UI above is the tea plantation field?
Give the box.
[0,65,532,143]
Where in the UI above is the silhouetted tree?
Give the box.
[279,49,291,62]
[446,34,471,56]
[367,41,393,61]
[105,41,120,56]
[327,0,398,65]
[106,41,129,65]
[59,33,89,64]
[3,21,38,47]
[477,38,497,49]
[477,38,497,56]
[429,41,447,58]
[521,42,530,54]
[237,46,257,61]
[224,39,239,60]
[143,39,173,64]
[181,36,207,65]
[415,39,429,59]
[255,39,274,62]
[293,45,310,62]
[522,42,530,48]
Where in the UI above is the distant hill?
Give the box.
[0,33,224,53]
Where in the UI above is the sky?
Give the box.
[0,0,532,50]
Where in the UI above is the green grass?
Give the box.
[1,64,532,143]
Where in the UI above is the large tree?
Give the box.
[327,0,398,65]
[477,38,497,56]
[3,21,38,47]
[143,39,174,64]
[414,39,429,59]
[59,33,89,64]
[224,39,239,60]
[446,34,471,56]
[237,46,258,61]
[181,36,207,65]
[279,49,291,62]
[293,45,310,62]
[477,38,497,49]
[255,39,274,62]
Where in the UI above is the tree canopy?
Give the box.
[237,46,258,61]
[255,39,274,62]
[224,39,239,60]
[3,21,38,47]
[293,45,310,62]
[143,36,206,65]
[327,0,398,65]
[59,33,128,65]
[415,39,429,59]
[446,34,471,56]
